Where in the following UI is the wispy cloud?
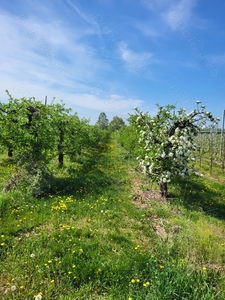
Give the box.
[1,74,144,121]
[163,0,197,29]
[142,0,197,30]
[0,7,144,120]
[64,0,100,32]
[64,0,93,25]
[117,42,153,68]
[66,93,143,112]
[0,0,223,125]
[0,10,109,91]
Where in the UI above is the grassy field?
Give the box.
[1,139,225,299]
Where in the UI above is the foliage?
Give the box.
[0,91,58,161]
[108,116,125,131]
[117,115,140,157]
[96,112,109,130]
[0,92,60,196]
[60,114,89,163]
[131,103,219,196]
[0,93,109,196]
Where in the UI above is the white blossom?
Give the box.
[134,103,216,185]
[161,152,166,158]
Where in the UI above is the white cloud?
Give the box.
[163,0,197,30]
[117,42,153,68]
[0,10,111,94]
[64,0,101,33]
[1,77,143,116]
[64,0,94,26]
[142,0,197,30]
[66,93,143,113]
[0,9,144,122]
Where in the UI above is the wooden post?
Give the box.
[220,110,225,158]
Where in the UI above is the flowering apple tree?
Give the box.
[132,102,219,197]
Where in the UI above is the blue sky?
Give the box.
[1,0,225,124]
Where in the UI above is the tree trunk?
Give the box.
[58,129,64,168]
[58,152,64,168]
[160,181,168,198]
[8,148,13,157]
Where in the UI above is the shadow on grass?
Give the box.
[0,157,15,190]
[52,169,120,198]
[0,157,15,166]
[172,177,225,220]
[50,151,126,200]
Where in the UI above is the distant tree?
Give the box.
[96,112,109,130]
[108,116,125,131]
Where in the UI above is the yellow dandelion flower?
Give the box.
[143,281,150,286]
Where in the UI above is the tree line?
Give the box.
[0,93,218,198]
[0,92,115,196]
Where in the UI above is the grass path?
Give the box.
[1,141,225,299]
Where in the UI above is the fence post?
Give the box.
[220,110,225,157]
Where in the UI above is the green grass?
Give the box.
[1,141,225,299]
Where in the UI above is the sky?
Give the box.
[1,0,225,124]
